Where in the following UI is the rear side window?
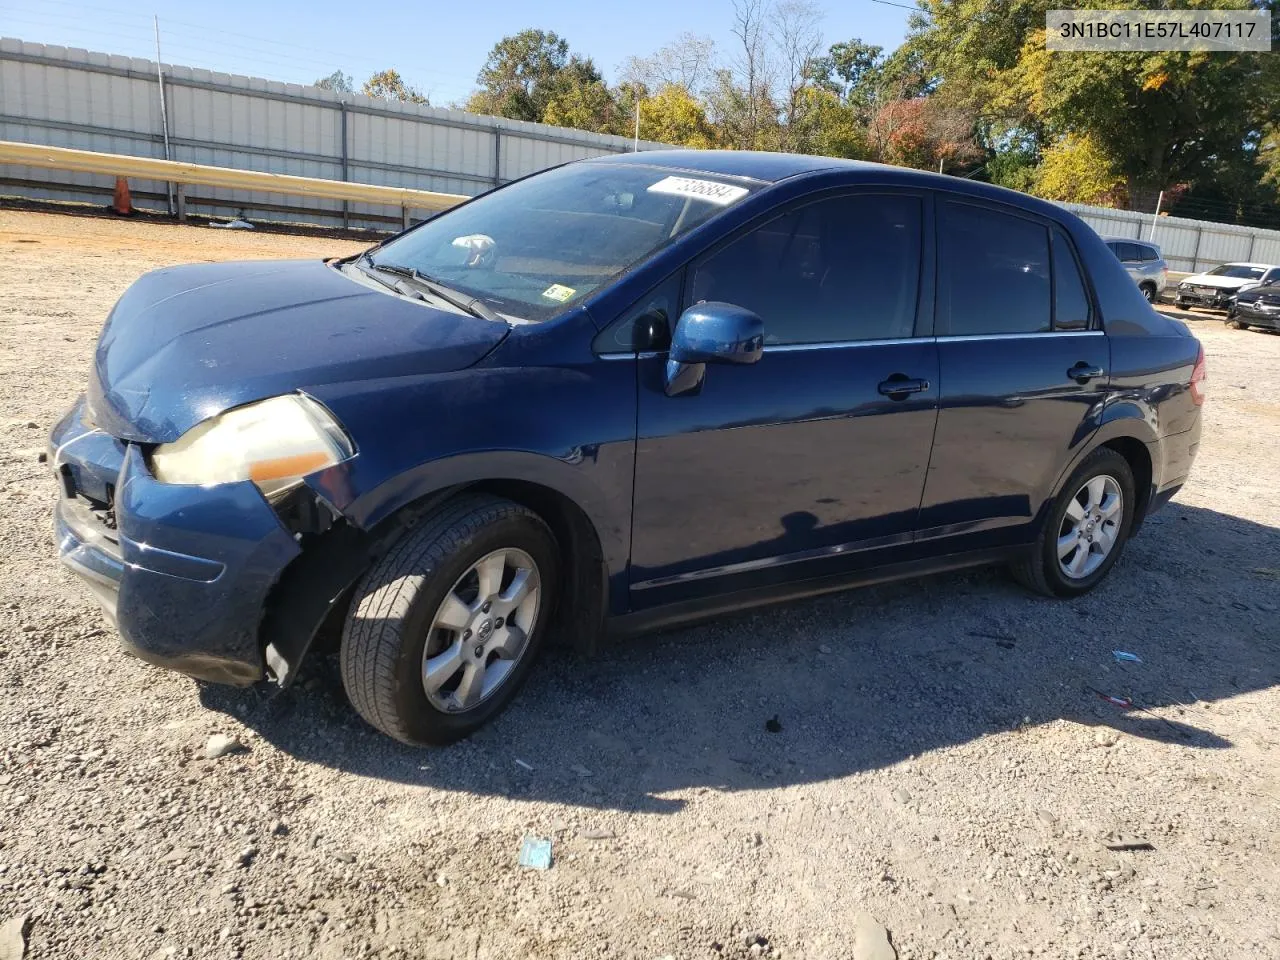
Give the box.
[1139,244,1161,262]
[690,193,923,344]
[1051,227,1092,331]
[1118,242,1144,262]
[939,201,1051,336]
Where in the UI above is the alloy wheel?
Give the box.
[421,548,541,713]
[1057,474,1123,580]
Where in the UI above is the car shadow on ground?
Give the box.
[200,502,1280,813]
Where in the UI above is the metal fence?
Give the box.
[1061,202,1280,275]
[0,38,668,230]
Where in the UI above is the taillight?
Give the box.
[1190,344,1207,406]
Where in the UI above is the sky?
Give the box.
[2,0,915,106]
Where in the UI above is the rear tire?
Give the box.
[1010,448,1136,598]
[340,495,558,746]
[1139,283,1157,303]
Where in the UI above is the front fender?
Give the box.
[328,448,631,578]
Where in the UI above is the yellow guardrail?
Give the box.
[0,139,467,225]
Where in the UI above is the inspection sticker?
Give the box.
[541,283,577,302]
[647,175,749,206]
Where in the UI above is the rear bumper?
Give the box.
[50,398,301,685]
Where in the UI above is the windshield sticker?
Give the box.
[541,283,576,302]
[647,176,749,206]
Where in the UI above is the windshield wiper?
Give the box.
[361,256,503,323]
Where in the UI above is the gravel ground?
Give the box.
[1,209,1278,960]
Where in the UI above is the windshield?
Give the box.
[367,163,758,321]
[1208,264,1266,279]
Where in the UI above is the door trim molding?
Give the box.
[631,528,916,593]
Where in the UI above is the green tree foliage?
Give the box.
[467,29,604,123]
[362,70,428,105]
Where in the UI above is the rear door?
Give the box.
[918,199,1106,551]
[628,189,940,608]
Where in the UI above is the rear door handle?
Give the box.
[877,375,930,398]
[1067,362,1105,384]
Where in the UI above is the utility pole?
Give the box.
[633,84,641,152]
[153,14,174,215]
[1149,190,1164,241]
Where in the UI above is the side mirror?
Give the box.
[665,302,764,397]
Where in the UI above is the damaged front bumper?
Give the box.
[50,397,302,685]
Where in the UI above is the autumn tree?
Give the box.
[1032,134,1126,206]
[636,85,719,149]
[362,69,428,104]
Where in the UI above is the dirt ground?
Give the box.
[0,209,1278,960]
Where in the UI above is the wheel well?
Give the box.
[1102,437,1153,531]
[459,479,608,656]
[1138,280,1156,290]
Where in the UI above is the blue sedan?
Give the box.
[51,151,1205,745]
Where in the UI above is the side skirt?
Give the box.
[607,545,1024,639]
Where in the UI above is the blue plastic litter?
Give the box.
[518,836,553,870]
[1113,650,1142,664]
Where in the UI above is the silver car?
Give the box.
[1102,237,1168,303]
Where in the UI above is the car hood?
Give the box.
[1237,285,1280,304]
[87,259,509,443]
[1182,274,1259,290]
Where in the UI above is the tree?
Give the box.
[542,76,620,134]
[807,39,883,113]
[467,29,602,123]
[870,96,981,172]
[636,85,719,149]
[362,69,428,105]
[727,0,776,149]
[619,33,717,97]
[313,70,353,94]
[1032,134,1126,206]
[771,0,824,151]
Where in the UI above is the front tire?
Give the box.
[1011,448,1136,597]
[340,495,558,746]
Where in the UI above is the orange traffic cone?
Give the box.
[111,177,132,215]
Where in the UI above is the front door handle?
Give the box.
[877,375,930,399]
[1067,362,1105,384]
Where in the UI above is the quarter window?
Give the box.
[689,194,922,344]
[1051,227,1092,331]
[939,201,1051,336]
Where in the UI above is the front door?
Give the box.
[918,199,1108,550]
[629,191,940,609]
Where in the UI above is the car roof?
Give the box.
[587,149,1075,219]
[1208,262,1277,269]
[1101,236,1160,246]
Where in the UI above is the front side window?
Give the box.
[688,193,922,345]
[368,164,757,322]
[939,201,1051,336]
